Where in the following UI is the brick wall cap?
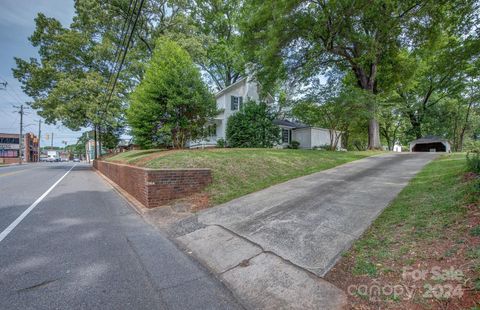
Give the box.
[94,160,210,172]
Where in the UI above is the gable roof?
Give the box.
[410,135,449,144]
[214,77,247,99]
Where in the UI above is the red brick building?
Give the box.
[24,133,39,162]
[0,132,39,164]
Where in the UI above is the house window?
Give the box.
[282,129,290,143]
[230,96,243,111]
[0,137,19,144]
[0,149,19,158]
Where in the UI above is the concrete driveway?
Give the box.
[173,153,436,309]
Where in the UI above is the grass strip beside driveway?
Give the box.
[326,154,480,309]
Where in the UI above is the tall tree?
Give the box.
[127,39,216,148]
[12,0,179,134]
[395,36,478,139]
[171,0,244,90]
[240,0,474,149]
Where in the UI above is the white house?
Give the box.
[188,77,342,149]
[273,119,343,150]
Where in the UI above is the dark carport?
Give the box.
[409,136,451,152]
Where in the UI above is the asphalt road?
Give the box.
[0,162,242,310]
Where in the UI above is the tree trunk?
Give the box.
[458,100,474,152]
[368,118,381,150]
[407,112,422,139]
[343,131,349,150]
[412,122,422,139]
[352,65,381,150]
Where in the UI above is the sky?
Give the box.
[0,0,80,147]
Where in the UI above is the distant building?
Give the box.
[409,136,451,152]
[85,139,96,162]
[0,133,20,164]
[116,139,139,152]
[393,142,402,152]
[0,132,39,164]
[24,133,39,162]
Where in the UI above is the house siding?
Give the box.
[311,128,334,148]
[211,78,263,143]
[292,128,312,149]
[292,128,342,149]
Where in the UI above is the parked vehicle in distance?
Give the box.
[47,150,59,162]
[73,158,80,162]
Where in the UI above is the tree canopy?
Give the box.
[169,0,245,91]
[127,38,216,149]
[240,0,479,149]
[11,0,480,152]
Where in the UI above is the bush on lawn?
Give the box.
[287,140,300,149]
[226,101,280,148]
[464,140,480,153]
[216,138,226,148]
[467,151,480,174]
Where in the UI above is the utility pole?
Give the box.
[93,125,97,160]
[38,120,42,162]
[98,125,102,158]
[51,132,54,148]
[19,105,23,165]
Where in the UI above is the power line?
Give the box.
[91,0,145,160]
[102,0,146,118]
[0,75,27,104]
[105,0,137,91]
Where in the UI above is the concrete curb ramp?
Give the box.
[175,153,437,309]
[177,225,347,309]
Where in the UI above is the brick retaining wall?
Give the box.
[93,160,212,208]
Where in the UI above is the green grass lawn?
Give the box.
[349,154,476,273]
[326,153,480,308]
[107,148,379,205]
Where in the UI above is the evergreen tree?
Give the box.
[127,39,216,149]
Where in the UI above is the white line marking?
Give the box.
[0,164,77,243]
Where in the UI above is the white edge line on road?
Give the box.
[0,164,77,243]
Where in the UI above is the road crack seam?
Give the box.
[16,277,62,292]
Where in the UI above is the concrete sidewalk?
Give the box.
[172,153,437,309]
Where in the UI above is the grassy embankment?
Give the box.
[326,154,480,309]
[106,148,379,205]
